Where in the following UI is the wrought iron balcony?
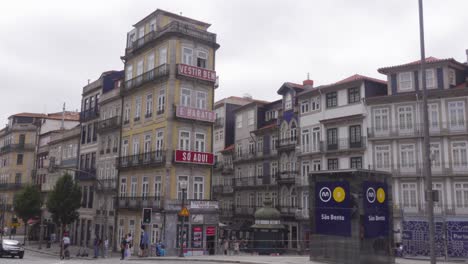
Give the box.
[97,116,121,133]
[116,196,163,211]
[0,143,35,154]
[0,183,24,190]
[122,64,169,94]
[95,179,117,192]
[212,185,234,194]
[277,171,298,183]
[117,150,166,169]
[76,169,96,181]
[276,137,298,150]
[323,137,366,152]
[367,122,468,139]
[393,202,467,217]
[80,108,99,122]
[126,21,217,55]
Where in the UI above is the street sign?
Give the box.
[179,207,190,217]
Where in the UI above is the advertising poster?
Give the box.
[192,226,203,248]
[315,181,351,236]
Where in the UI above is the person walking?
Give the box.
[223,239,229,255]
[233,240,240,255]
[93,235,100,258]
[139,226,149,257]
[125,233,133,259]
[103,237,109,258]
[120,236,127,260]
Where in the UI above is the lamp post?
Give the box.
[178,181,187,258]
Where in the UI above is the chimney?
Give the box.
[303,73,314,89]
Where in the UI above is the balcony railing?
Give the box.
[126,21,217,54]
[370,162,467,176]
[278,171,298,182]
[394,203,468,217]
[233,176,277,188]
[367,122,468,139]
[278,205,301,216]
[116,196,163,211]
[212,185,234,194]
[0,143,35,154]
[95,179,117,192]
[117,150,166,169]
[0,183,24,190]
[76,169,96,181]
[276,137,297,149]
[122,64,169,94]
[97,116,121,133]
[323,137,366,152]
[214,117,224,128]
[80,108,99,122]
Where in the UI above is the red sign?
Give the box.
[206,226,216,236]
[177,64,216,82]
[176,105,216,123]
[174,150,214,165]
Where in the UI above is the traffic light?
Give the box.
[142,208,152,224]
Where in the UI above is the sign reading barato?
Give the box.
[174,150,214,165]
[177,64,216,82]
[176,105,216,123]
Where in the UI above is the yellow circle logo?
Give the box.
[333,187,346,203]
[377,188,386,203]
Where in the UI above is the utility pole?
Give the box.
[418,0,436,263]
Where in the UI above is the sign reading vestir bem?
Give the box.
[315,181,351,236]
[363,181,389,238]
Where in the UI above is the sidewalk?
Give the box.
[24,240,116,260]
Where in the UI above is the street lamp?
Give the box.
[178,181,187,258]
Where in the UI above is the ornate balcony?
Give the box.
[322,137,366,153]
[122,64,169,95]
[117,150,166,169]
[276,137,297,150]
[97,116,121,133]
[116,196,163,211]
[80,108,99,122]
[0,143,35,154]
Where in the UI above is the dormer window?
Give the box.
[425,69,435,89]
[398,72,413,91]
[285,93,292,110]
[448,69,456,86]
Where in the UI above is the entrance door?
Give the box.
[206,235,215,255]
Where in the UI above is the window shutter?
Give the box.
[391,74,397,94]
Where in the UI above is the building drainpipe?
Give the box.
[114,87,125,252]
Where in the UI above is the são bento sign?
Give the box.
[315,181,351,236]
[174,150,214,165]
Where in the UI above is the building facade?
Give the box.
[117,9,220,255]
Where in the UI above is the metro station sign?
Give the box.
[176,105,215,123]
[177,64,216,82]
[174,150,214,165]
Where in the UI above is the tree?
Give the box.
[46,174,81,256]
[13,185,43,244]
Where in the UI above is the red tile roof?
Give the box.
[378,57,464,73]
[332,74,386,85]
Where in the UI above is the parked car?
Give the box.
[0,239,24,258]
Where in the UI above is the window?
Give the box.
[327,159,338,170]
[177,176,188,200]
[236,115,243,128]
[400,144,416,169]
[126,65,133,81]
[142,176,149,198]
[247,110,254,125]
[425,69,435,89]
[196,91,207,109]
[301,161,310,184]
[257,138,263,154]
[248,141,255,154]
[326,92,337,108]
[157,88,166,113]
[179,131,190,150]
[130,176,137,198]
[147,53,155,71]
[311,97,320,111]
[155,130,164,155]
[181,88,191,107]
[402,183,417,208]
[195,133,205,152]
[257,193,263,207]
[145,94,153,117]
[193,177,204,199]
[149,19,156,31]
[455,183,468,208]
[135,96,142,120]
[349,125,362,147]
[124,103,130,123]
[348,87,360,104]
[144,134,151,154]
[311,127,320,152]
[197,50,207,68]
[159,47,167,65]
[257,164,263,178]
[452,141,468,169]
[182,47,193,65]
[301,129,310,153]
[137,59,144,76]
[350,157,362,169]
[285,93,292,110]
[375,145,390,170]
[154,176,162,197]
[430,143,441,168]
[428,103,439,129]
[271,162,278,180]
[398,106,414,132]
[398,72,412,91]
[433,182,443,206]
[300,100,309,114]
[249,193,255,208]
[16,154,23,165]
[448,69,456,86]
[448,101,466,129]
[312,160,321,171]
[121,139,129,157]
[326,128,338,150]
[271,136,278,151]
[236,143,243,157]
[290,122,297,142]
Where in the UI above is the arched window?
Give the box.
[281,186,290,207]
[285,93,292,110]
[290,187,297,208]
[290,121,297,142]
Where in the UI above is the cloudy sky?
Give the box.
[0,0,467,124]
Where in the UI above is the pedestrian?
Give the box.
[139,226,149,257]
[62,232,71,259]
[223,239,229,255]
[233,240,240,255]
[103,236,109,258]
[125,233,133,259]
[120,236,127,260]
[93,235,100,258]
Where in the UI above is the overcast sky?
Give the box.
[1,0,467,124]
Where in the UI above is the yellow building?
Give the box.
[117,9,220,255]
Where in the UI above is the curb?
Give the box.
[25,246,94,261]
[127,257,284,264]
